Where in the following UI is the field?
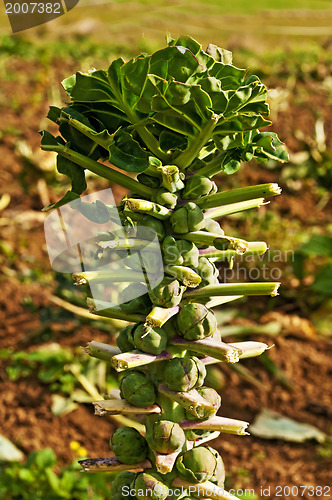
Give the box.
[0,1,332,499]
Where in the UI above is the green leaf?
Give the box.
[61,74,76,94]
[215,114,271,134]
[311,264,332,296]
[74,199,111,223]
[47,106,61,124]
[222,158,241,175]
[40,130,65,148]
[297,235,332,257]
[109,129,151,173]
[42,191,81,211]
[70,71,115,104]
[57,156,87,195]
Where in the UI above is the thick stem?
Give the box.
[111,350,173,371]
[206,296,243,308]
[40,143,154,198]
[196,183,282,209]
[184,282,281,300]
[175,114,220,170]
[180,415,249,435]
[170,337,241,363]
[204,198,265,219]
[79,457,152,473]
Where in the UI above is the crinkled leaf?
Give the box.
[206,43,233,64]
[159,130,188,153]
[109,129,151,173]
[70,71,115,104]
[215,114,271,134]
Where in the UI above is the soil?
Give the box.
[0,52,331,500]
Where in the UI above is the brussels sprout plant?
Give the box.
[41,36,288,500]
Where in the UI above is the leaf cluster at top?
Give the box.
[41,36,288,209]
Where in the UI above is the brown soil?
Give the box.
[1,52,332,500]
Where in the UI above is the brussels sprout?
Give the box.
[196,387,221,413]
[176,303,217,340]
[164,356,206,392]
[110,427,148,465]
[182,175,217,200]
[170,202,205,234]
[145,418,185,454]
[185,386,221,420]
[162,237,199,268]
[116,324,136,352]
[111,471,136,500]
[137,173,161,189]
[120,370,156,407]
[176,446,218,483]
[133,323,168,355]
[196,257,219,287]
[132,472,168,500]
[155,188,178,209]
[148,277,186,308]
[207,446,225,486]
[136,215,166,242]
[120,283,152,315]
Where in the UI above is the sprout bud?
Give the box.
[132,472,169,500]
[116,324,136,352]
[120,283,152,315]
[120,370,156,407]
[110,427,148,465]
[182,175,217,200]
[145,418,185,454]
[170,202,205,234]
[149,277,186,308]
[176,303,217,340]
[176,446,218,483]
[133,323,168,355]
[164,356,206,392]
[111,471,136,500]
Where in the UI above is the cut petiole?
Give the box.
[195,183,282,209]
[111,350,173,371]
[185,282,281,300]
